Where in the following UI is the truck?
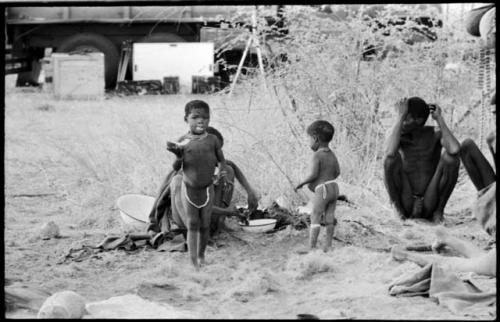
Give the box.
[4,3,285,89]
[5,3,440,90]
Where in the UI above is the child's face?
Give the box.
[309,135,319,151]
[186,108,210,134]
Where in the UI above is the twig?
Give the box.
[216,120,299,193]
[9,193,56,198]
[342,219,384,236]
[226,231,255,250]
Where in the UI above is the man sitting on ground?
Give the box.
[383,97,461,222]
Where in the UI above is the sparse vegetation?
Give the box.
[4,4,495,319]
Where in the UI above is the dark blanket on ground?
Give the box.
[57,232,187,264]
[389,263,496,318]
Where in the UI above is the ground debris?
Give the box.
[237,202,309,231]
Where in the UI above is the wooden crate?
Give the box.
[52,53,104,99]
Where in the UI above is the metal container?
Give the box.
[52,52,104,99]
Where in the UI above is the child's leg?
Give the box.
[185,207,200,268]
[197,186,214,266]
[323,183,339,252]
[180,183,201,268]
[323,207,337,253]
[310,187,328,249]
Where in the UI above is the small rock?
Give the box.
[37,290,87,319]
[39,221,60,240]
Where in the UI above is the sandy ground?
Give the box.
[4,77,494,319]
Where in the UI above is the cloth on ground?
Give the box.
[389,263,496,318]
[57,233,187,264]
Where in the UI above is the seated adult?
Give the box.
[383,97,461,222]
[147,127,259,238]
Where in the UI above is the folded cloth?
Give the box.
[156,234,187,252]
[389,263,496,318]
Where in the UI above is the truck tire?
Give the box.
[57,33,119,89]
[15,47,45,87]
[16,59,42,87]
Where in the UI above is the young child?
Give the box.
[295,120,340,253]
[166,100,226,268]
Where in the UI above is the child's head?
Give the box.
[306,120,334,150]
[184,100,211,134]
[206,126,224,147]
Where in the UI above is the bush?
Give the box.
[218,5,493,207]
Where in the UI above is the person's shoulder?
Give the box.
[327,149,338,159]
[206,133,220,143]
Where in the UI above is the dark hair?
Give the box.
[206,126,224,147]
[407,97,430,121]
[307,120,335,142]
[184,100,210,118]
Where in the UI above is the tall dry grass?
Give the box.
[4,5,494,231]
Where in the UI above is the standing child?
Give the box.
[295,120,340,253]
[166,100,226,268]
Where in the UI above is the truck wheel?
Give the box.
[16,59,42,87]
[57,33,119,89]
[15,47,45,87]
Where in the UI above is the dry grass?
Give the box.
[4,7,494,234]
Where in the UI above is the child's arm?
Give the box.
[295,153,320,191]
[215,139,227,176]
[227,160,259,211]
[167,134,187,170]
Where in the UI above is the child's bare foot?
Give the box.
[431,227,448,253]
[391,245,408,262]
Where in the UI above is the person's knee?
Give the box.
[384,154,402,170]
[460,138,477,153]
[486,131,496,147]
[310,212,322,225]
[441,150,460,168]
[187,218,200,231]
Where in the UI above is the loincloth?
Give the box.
[181,181,212,209]
[411,194,424,218]
[314,180,338,200]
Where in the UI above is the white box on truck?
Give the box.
[133,42,214,94]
